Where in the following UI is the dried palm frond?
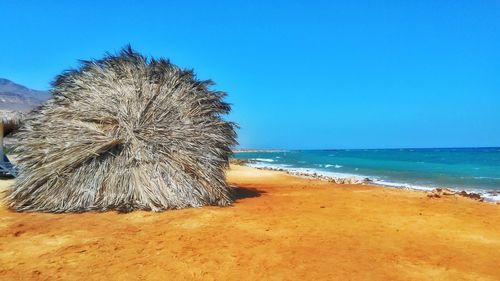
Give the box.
[1,110,23,136]
[7,46,237,212]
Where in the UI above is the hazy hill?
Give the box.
[0,78,50,112]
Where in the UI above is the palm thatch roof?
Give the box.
[1,111,23,136]
[7,47,237,212]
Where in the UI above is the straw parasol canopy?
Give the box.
[7,47,237,212]
[1,111,22,137]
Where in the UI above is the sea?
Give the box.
[233,148,500,202]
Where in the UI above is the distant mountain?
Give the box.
[0,78,50,112]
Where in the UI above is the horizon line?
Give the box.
[235,146,500,151]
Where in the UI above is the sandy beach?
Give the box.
[1,164,500,280]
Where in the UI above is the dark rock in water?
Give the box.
[458,191,482,200]
[428,188,483,201]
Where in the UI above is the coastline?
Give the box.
[1,165,500,280]
[242,161,500,203]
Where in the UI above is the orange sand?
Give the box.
[1,165,500,280]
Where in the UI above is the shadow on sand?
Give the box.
[231,186,265,202]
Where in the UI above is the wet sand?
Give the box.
[1,165,500,280]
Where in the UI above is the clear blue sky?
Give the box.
[1,0,499,149]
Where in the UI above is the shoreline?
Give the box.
[241,162,500,203]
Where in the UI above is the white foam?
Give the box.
[253,158,274,162]
[248,162,291,169]
[474,176,500,180]
[325,164,343,168]
[248,163,367,181]
[483,192,500,202]
[371,180,435,191]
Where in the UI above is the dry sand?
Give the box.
[1,165,499,280]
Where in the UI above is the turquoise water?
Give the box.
[234,148,500,200]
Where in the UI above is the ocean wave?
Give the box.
[474,176,500,180]
[360,179,499,201]
[371,180,500,202]
[247,163,367,180]
[253,158,274,162]
[325,164,342,168]
[483,192,500,202]
[248,162,291,169]
[371,180,435,191]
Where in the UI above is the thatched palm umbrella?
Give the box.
[1,111,22,176]
[1,112,22,136]
[7,47,237,212]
